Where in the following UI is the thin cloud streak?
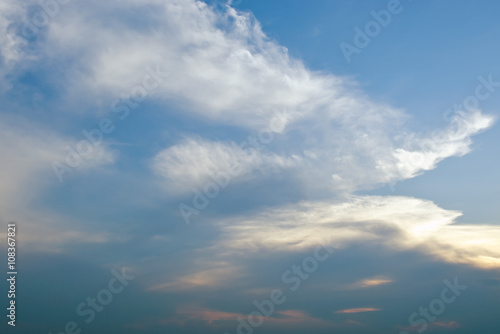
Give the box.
[335,308,382,314]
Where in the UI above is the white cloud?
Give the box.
[213,195,500,269]
[147,195,500,293]
[152,137,297,193]
[0,0,496,261]
[0,0,494,194]
[387,110,495,180]
[152,110,493,194]
[40,0,333,127]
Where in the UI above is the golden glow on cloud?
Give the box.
[147,265,243,292]
[215,196,500,269]
[351,277,393,288]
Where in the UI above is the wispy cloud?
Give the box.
[349,277,393,289]
[0,115,116,250]
[152,137,297,194]
[335,307,381,314]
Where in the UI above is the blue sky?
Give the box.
[1,0,499,333]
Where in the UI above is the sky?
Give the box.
[0,0,499,333]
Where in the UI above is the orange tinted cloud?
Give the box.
[399,320,460,333]
[335,308,381,314]
[168,305,333,327]
[434,321,460,329]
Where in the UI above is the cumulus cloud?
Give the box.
[1,0,498,299]
[0,0,494,194]
[0,1,498,333]
[0,0,495,267]
[45,0,334,127]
